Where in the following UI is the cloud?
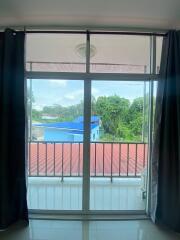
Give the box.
[65,95,75,100]
[65,88,100,102]
[49,79,67,87]
[64,89,83,101]
[33,103,45,111]
[92,87,99,96]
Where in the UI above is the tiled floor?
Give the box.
[28,177,145,210]
[0,219,180,240]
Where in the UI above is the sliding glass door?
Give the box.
[26,31,162,213]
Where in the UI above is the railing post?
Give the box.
[78,142,80,177]
[127,143,129,177]
[70,143,72,177]
[143,143,146,168]
[61,143,64,182]
[119,143,121,177]
[103,143,105,177]
[135,143,138,176]
[95,143,97,177]
[37,142,39,176]
[111,143,113,183]
[29,142,31,176]
[53,142,55,176]
[45,142,48,176]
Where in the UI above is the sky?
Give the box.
[28,79,153,110]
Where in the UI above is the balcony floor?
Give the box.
[28,177,146,211]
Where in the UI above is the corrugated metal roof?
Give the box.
[33,122,98,132]
[73,115,100,123]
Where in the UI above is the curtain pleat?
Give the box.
[0,29,28,229]
[151,30,180,232]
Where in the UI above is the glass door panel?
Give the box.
[27,79,84,210]
[90,80,150,210]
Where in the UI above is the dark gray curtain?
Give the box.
[151,30,180,232]
[0,29,28,229]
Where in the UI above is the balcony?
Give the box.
[27,141,148,211]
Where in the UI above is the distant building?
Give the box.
[41,114,59,120]
[73,115,100,125]
[33,116,100,142]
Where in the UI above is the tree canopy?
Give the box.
[29,92,152,142]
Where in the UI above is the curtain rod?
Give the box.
[25,30,166,36]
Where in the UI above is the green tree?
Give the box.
[29,91,154,142]
[128,96,151,141]
[95,95,130,137]
[32,109,42,122]
[41,101,84,123]
[91,95,97,115]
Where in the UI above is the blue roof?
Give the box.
[74,115,100,123]
[33,122,98,132]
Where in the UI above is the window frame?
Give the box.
[26,32,159,217]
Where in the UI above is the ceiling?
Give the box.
[0,0,179,30]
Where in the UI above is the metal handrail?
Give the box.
[28,142,147,178]
[29,140,147,144]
